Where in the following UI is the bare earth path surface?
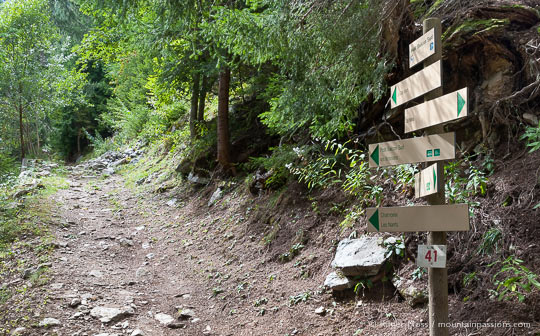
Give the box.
[27,169,424,336]
[5,163,539,336]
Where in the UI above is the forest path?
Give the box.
[21,168,426,336]
[38,171,357,336]
[44,173,219,335]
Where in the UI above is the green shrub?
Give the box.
[245,145,298,189]
[489,256,540,302]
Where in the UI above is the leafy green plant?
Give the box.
[520,121,540,152]
[520,122,540,209]
[477,228,502,255]
[412,267,425,281]
[279,243,305,263]
[288,291,311,306]
[445,156,488,212]
[245,145,298,189]
[353,278,373,296]
[489,256,540,302]
[383,236,405,259]
[463,272,478,287]
[339,205,365,231]
[388,164,418,192]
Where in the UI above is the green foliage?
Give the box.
[463,272,478,287]
[489,256,540,302]
[288,291,311,306]
[387,164,418,193]
[354,278,373,296]
[0,151,17,176]
[245,145,298,189]
[445,157,488,211]
[278,243,304,263]
[477,227,502,255]
[520,121,540,152]
[412,267,425,281]
[383,236,405,260]
[254,0,390,139]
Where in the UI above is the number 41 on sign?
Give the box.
[417,245,447,268]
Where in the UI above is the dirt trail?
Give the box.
[25,169,423,336]
[35,173,357,336]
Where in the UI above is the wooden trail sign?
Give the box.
[404,88,468,133]
[390,60,441,109]
[415,163,440,198]
[366,204,469,232]
[368,132,455,168]
[409,28,435,68]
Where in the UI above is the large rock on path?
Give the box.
[90,306,134,324]
[331,237,387,276]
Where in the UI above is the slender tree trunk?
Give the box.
[189,72,201,139]
[197,75,208,122]
[36,123,40,154]
[217,68,233,174]
[18,105,25,160]
[77,128,82,155]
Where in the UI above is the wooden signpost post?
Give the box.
[366,18,469,336]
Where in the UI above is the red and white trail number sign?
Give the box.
[417,245,447,268]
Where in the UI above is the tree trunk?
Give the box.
[36,122,40,154]
[217,68,233,174]
[198,75,208,122]
[189,72,201,139]
[18,105,25,160]
[77,128,82,155]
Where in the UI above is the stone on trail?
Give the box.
[10,327,27,335]
[155,312,174,325]
[324,271,354,291]
[314,306,326,316]
[90,306,134,324]
[391,276,428,307]
[207,187,223,206]
[38,317,61,328]
[166,198,177,207]
[89,270,104,278]
[131,329,144,336]
[331,237,388,276]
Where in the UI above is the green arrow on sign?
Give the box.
[392,87,397,105]
[368,208,379,231]
[433,166,437,189]
[370,144,379,166]
[457,92,465,117]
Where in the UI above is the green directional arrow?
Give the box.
[368,209,379,231]
[370,145,379,166]
[392,87,397,105]
[457,92,466,117]
[433,166,437,189]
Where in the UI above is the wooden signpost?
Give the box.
[405,88,468,133]
[369,133,455,168]
[366,18,469,336]
[409,28,435,68]
[366,204,469,232]
[390,60,441,108]
[415,163,440,198]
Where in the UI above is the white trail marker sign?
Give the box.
[404,88,468,133]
